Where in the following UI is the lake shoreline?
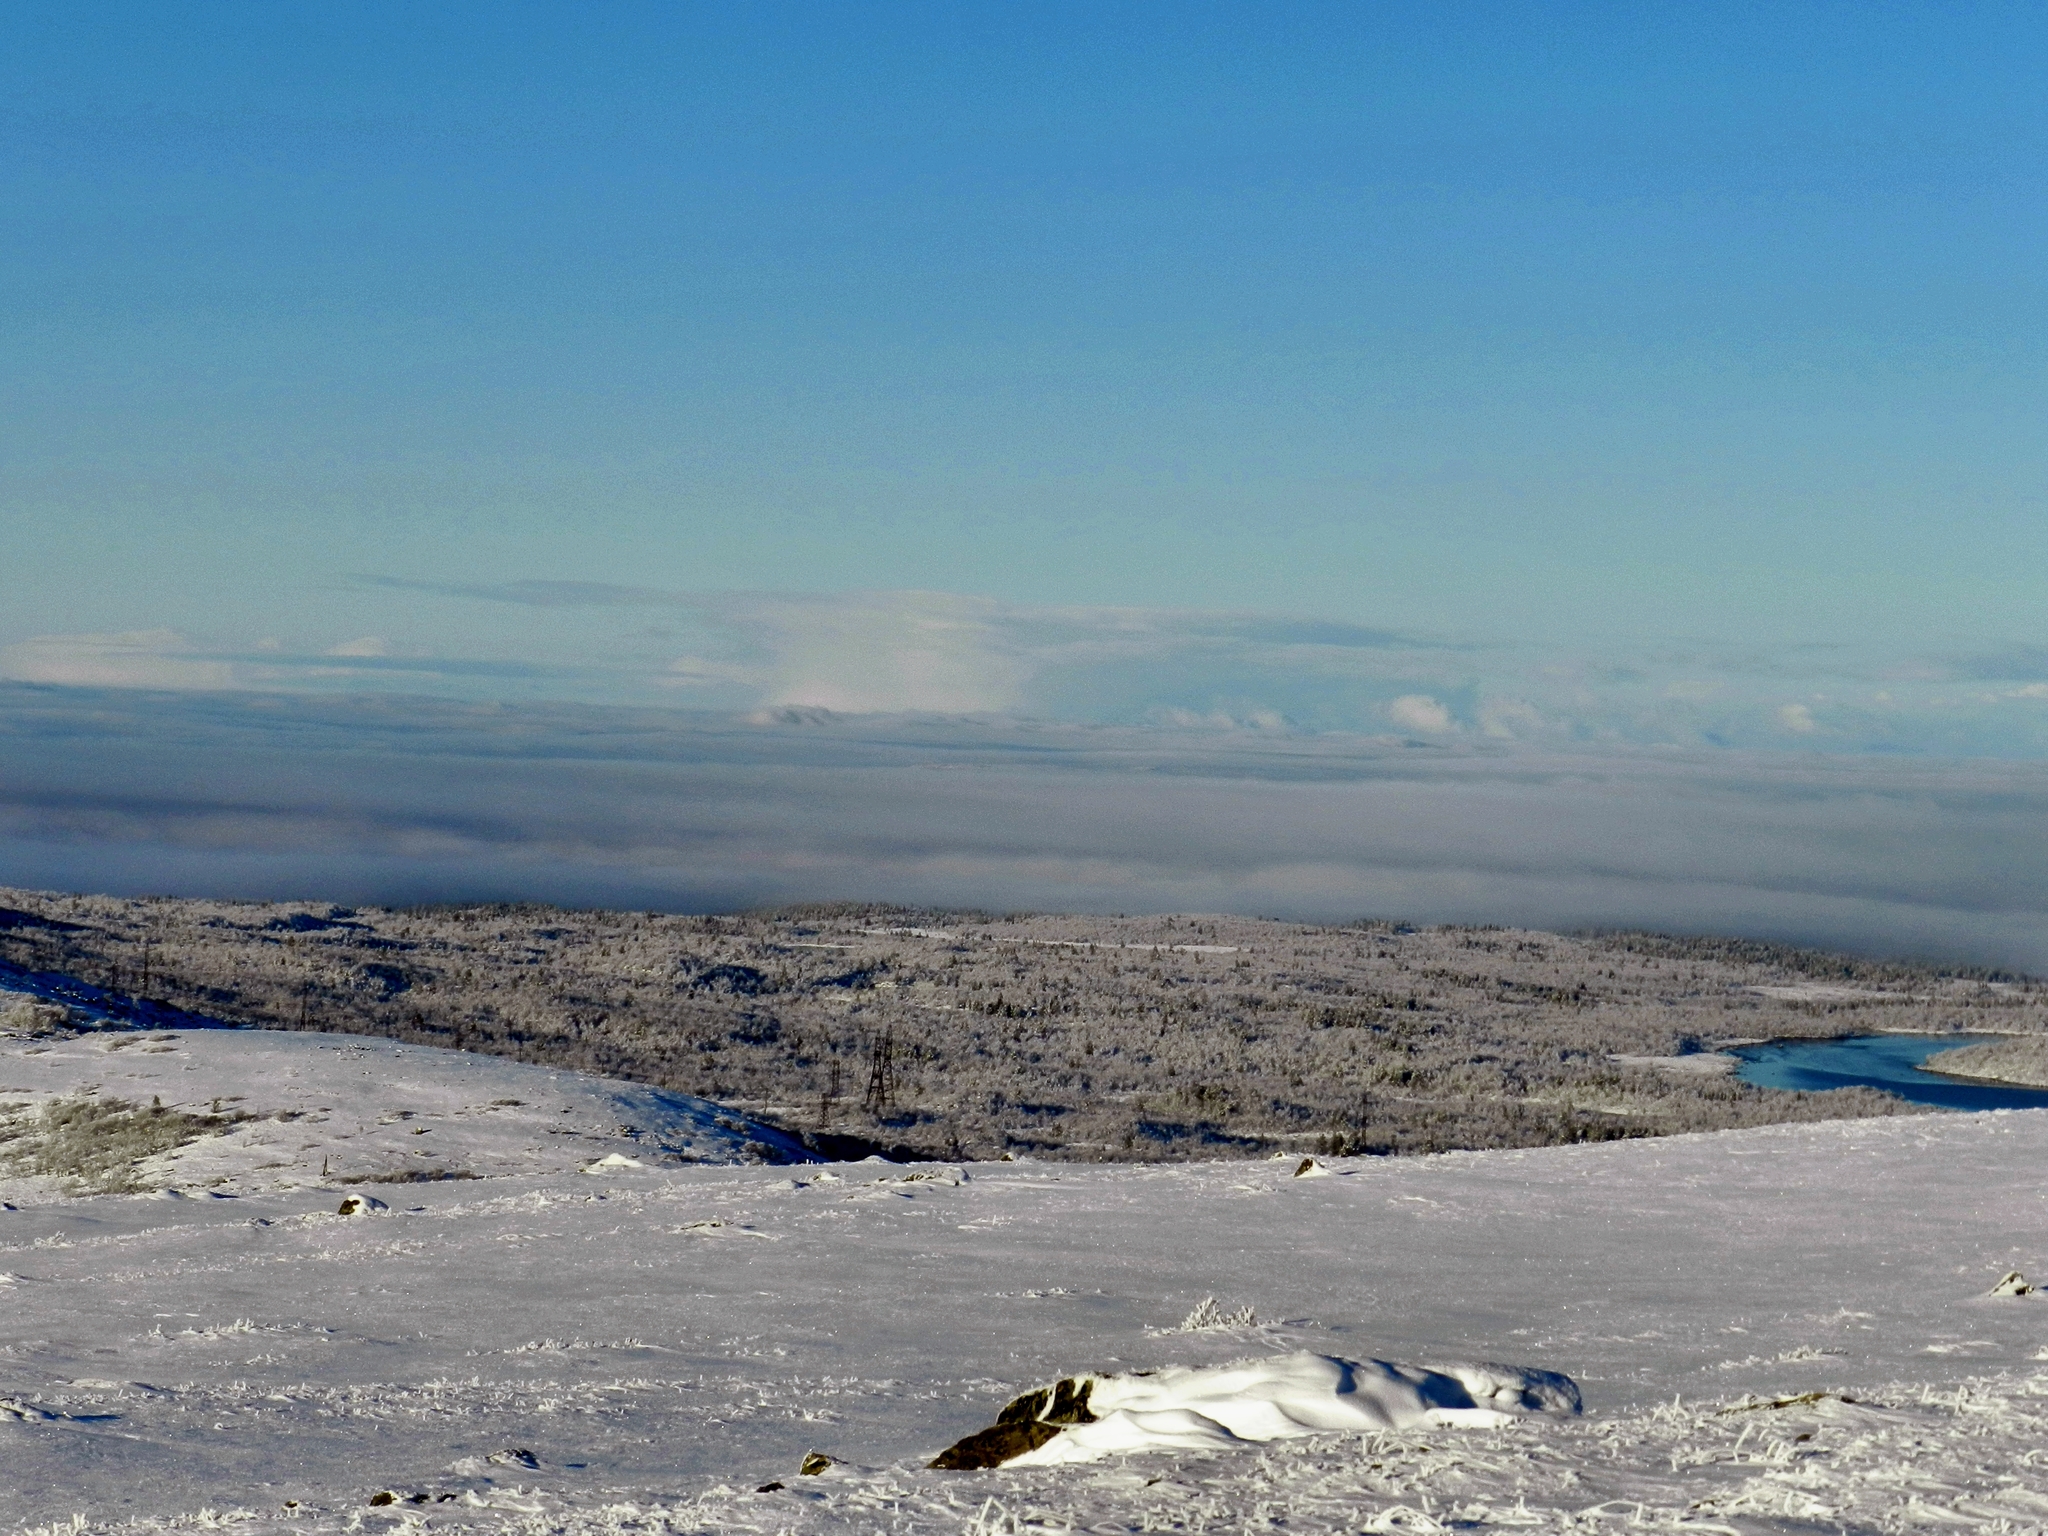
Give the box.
[1732,1032,2048,1111]
[1913,1035,2048,1091]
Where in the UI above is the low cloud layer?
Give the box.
[7,683,2048,970]
[13,586,2048,968]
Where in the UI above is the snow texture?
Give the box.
[0,1026,2044,1534]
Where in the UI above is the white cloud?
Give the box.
[1146,706,1289,731]
[1477,697,1544,740]
[351,576,1452,723]
[1388,694,1455,734]
[744,592,1032,714]
[0,630,236,690]
[36,580,2048,761]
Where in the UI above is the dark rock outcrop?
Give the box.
[930,1377,1096,1470]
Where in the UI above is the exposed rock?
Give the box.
[1000,1376,1096,1427]
[1989,1269,2034,1297]
[929,1417,1066,1469]
[930,1377,1096,1469]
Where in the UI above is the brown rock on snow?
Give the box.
[930,1376,1097,1470]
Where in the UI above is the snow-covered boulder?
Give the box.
[934,1351,1580,1469]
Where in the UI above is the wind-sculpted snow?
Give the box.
[0,1080,2044,1532]
[1002,1353,1581,1466]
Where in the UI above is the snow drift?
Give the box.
[938,1352,1580,1468]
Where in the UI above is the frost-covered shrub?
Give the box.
[0,1093,250,1195]
[0,991,71,1035]
[1178,1296,1257,1330]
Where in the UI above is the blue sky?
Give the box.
[6,3,2048,950]
[8,5,2045,650]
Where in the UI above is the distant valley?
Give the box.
[5,888,2040,1162]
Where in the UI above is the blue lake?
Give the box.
[1733,1034,2048,1111]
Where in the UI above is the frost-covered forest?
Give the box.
[1923,1033,2048,1087]
[4,887,2041,1161]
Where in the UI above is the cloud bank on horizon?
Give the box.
[8,681,2048,972]
[10,583,2048,761]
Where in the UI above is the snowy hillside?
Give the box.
[0,1024,811,1200]
[1,1013,2044,1533]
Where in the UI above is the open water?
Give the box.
[1733,1033,2048,1111]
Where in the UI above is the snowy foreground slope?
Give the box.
[0,1032,2045,1534]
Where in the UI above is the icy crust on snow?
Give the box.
[1008,1352,1580,1465]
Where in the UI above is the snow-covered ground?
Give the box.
[0,1027,811,1197]
[1,1025,2046,1534]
